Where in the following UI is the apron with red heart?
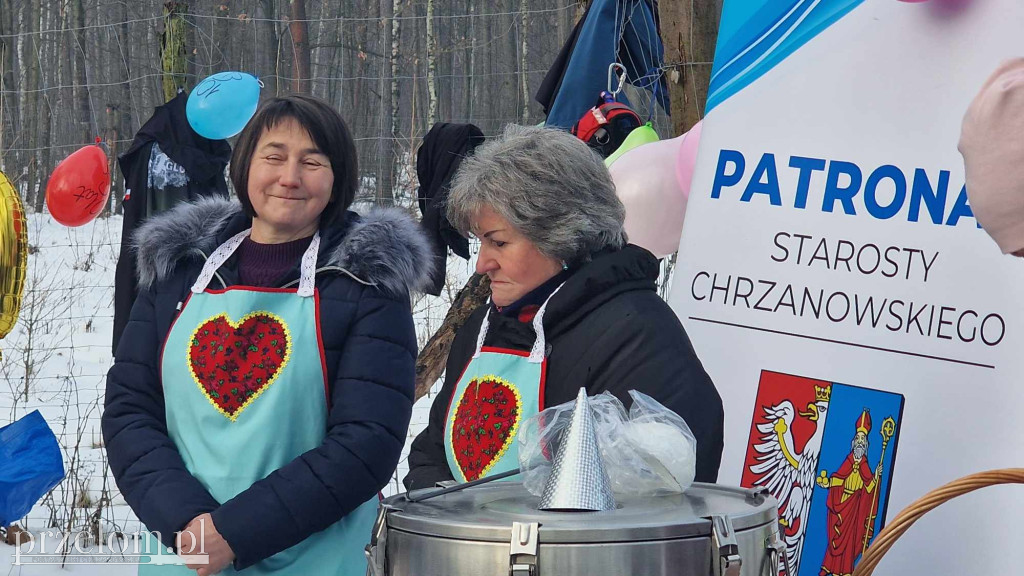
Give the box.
[139,228,377,576]
[443,286,563,483]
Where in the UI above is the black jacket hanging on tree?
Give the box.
[416,122,485,295]
[111,91,232,354]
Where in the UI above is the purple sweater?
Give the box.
[235,235,314,287]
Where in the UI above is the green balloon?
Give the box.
[605,123,660,167]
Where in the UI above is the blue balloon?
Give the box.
[186,71,262,140]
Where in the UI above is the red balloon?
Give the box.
[46,144,111,227]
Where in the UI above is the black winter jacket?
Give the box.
[404,245,724,490]
[113,91,232,354]
[102,198,431,570]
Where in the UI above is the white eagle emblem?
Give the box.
[749,386,831,571]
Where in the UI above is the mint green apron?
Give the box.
[140,229,377,575]
[443,288,562,483]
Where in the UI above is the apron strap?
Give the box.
[528,282,565,364]
[471,298,492,360]
[191,229,321,296]
[297,233,321,297]
[192,229,250,293]
[471,282,567,364]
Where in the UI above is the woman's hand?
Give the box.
[179,513,235,575]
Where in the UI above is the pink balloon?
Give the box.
[609,133,688,258]
[676,120,703,201]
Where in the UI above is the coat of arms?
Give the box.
[741,371,904,576]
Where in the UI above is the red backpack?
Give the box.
[572,94,642,158]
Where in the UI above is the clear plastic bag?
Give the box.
[517,390,697,497]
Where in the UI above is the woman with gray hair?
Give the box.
[405,125,724,490]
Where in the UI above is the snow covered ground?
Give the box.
[1,212,469,575]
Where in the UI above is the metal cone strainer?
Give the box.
[539,388,616,511]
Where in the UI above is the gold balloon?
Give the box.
[0,169,29,343]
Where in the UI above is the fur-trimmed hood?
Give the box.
[132,197,434,297]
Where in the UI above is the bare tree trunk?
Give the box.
[443,2,454,122]
[24,0,40,209]
[556,0,567,47]
[371,0,394,204]
[0,0,10,88]
[72,0,92,143]
[465,0,475,122]
[425,0,437,127]
[161,1,188,102]
[184,2,196,95]
[324,5,342,105]
[0,0,18,172]
[352,17,367,127]
[519,0,529,123]
[414,274,491,400]
[484,5,496,127]
[35,0,52,213]
[504,0,518,127]
[0,48,6,174]
[59,0,74,139]
[659,0,723,136]
[258,0,279,97]
[289,0,311,94]
[105,105,119,187]
[214,2,233,77]
[312,1,332,99]
[112,1,131,215]
[390,0,401,138]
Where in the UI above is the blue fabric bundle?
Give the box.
[542,0,668,129]
[0,410,65,526]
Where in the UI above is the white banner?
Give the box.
[668,1,1024,575]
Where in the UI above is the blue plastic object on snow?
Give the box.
[186,71,262,140]
[0,410,65,527]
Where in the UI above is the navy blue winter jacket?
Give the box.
[101,198,432,570]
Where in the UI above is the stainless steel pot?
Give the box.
[366,482,786,576]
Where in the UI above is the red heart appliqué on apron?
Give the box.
[450,375,523,481]
[188,311,292,420]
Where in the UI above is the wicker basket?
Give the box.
[852,468,1024,576]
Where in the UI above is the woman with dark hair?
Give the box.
[404,124,724,491]
[103,95,432,575]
